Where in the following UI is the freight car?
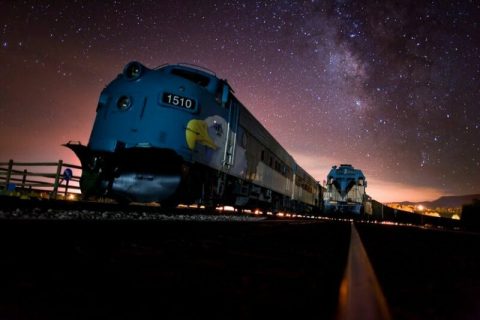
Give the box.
[323,164,371,215]
[66,61,321,213]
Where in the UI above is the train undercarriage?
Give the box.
[65,142,315,213]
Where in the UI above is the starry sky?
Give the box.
[1,0,479,202]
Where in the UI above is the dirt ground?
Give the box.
[0,218,350,320]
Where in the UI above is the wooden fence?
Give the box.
[0,160,82,200]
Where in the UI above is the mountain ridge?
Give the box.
[393,194,480,208]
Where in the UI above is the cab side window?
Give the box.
[171,69,210,87]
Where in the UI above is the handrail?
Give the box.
[0,162,82,169]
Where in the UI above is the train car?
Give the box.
[323,164,370,215]
[66,61,321,212]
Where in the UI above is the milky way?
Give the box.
[0,0,479,201]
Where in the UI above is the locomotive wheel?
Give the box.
[115,196,131,206]
[160,199,179,210]
[204,203,218,213]
[79,170,101,197]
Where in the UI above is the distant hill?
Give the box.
[427,195,480,208]
[397,194,480,208]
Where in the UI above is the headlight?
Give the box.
[117,96,132,110]
[123,61,144,80]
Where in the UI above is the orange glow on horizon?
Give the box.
[366,178,445,203]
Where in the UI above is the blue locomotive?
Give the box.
[323,164,371,215]
[66,61,321,212]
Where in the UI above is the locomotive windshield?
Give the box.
[171,68,210,87]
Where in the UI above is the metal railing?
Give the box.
[0,160,82,200]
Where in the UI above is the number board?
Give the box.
[162,92,196,111]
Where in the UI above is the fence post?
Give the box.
[5,159,13,188]
[21,169,27,193]
[51,160,63,199]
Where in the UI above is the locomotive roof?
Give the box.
[156,63,217,78]
[155,63,234,93]
[328,164,366,180]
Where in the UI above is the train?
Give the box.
[62,60,460,229]
[65,61,322,213]
[323,164,372,215]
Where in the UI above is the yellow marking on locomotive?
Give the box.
[185,119,217,150]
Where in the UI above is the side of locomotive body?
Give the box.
[323,164,371,215]
[66,61,321,212]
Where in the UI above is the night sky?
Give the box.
[1,0,479,202]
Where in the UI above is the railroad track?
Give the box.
[0,198,478,319]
